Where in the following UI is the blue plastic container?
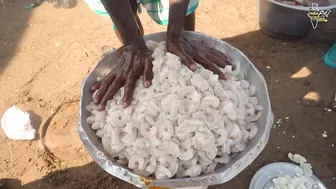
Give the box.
[324,43,336,68]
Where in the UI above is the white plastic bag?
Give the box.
[1,105,36,140]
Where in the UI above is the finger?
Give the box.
[179,38,197,71]
[205,47,229,60]
[98,76,124,110]
[195,55,226,80]
[205,53,229,68]
[206,48,231,68]
[91,83,101,92]
[177,51,197,71]
[94,74,115,104]
[180,37,195,56]
[123,75,137,108]
[212,50,232,66]
[143,56,153,88]
[109,64,117,72]
[205,49,231,68]
[95,56,125,104]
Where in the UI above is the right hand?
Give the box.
[91,43,153,110]
[167,35,232,80]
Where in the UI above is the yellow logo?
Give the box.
[307,3,331,29]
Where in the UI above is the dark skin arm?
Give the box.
[93,0,232,110]
[92,0,153,110]
[100,0,142,45]
[167,0,232,79]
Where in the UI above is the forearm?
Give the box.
[167,0,190,40]
[100,0,145,46]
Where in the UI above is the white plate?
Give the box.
[249,162,328,189]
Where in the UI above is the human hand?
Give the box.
[166,35,232,79]
[91,44,153,110]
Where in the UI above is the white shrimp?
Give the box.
[180,138,193,149]
[246,123,258,139]
[159,66,172,84]
[249,84,256,96]
[146,99,161,117]
[240,80,249,89]
[145,115,156,126]
[179,76,187,86]
[101,135,114,157]
[198,69,213,80]
[197,151,213,165]
[121,122,138,146]
[205,108,224,130]
[228,123,243,146]
[146,40,159,52]
[158,155,178,178]
[232,142,246,153]
[255,105,263,111]
[148,135,161,147]
[165,53,182,71]
[192,111,207,121]
[161,93,179,113]
[207,74,220,87]
[224,60,240,76]
[220,100,237,121]
[136,88,154,101]
[146,156,157,175]
[191,74,210,92]
[193,131,215,151]
[177,114,191,127]
[176,164,186,178]
[176,119,203,134]
[152,43,167,59]
[86,41,264,179]
[155,118,174,136]
[214,86,228,100]
[158,141,181,158]
[96,129,104,138]
[139,123,151,137]
[214,128,228,146]
[107,110,128,128]
[155,165,172,179]
[167,71,180,85]
[238,90,250,107]
[179,99,197,115]
[179,148,195,161]
[246,111,262,123]
[249,97,258,105]
[200,95,220,111]
[245,103,255,115]
[167,99,181,121]
[183,164,202,177]
[225,90,239,107]
[117,158,128,165]
[214,153,231,164]
[129,155,146,171]
[206,162,218,173]
[204,143,218,160]
[176,86,194,99]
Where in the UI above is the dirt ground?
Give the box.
[0,0,335,188]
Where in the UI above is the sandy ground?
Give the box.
[0,0,335,188]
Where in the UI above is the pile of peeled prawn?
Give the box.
[86,41,262,179]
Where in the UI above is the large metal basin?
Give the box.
[257,0,336,39]
[77,31,274,188]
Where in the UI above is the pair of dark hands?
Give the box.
[92,35,232,110]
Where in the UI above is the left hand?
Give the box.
[166,35,232,80]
